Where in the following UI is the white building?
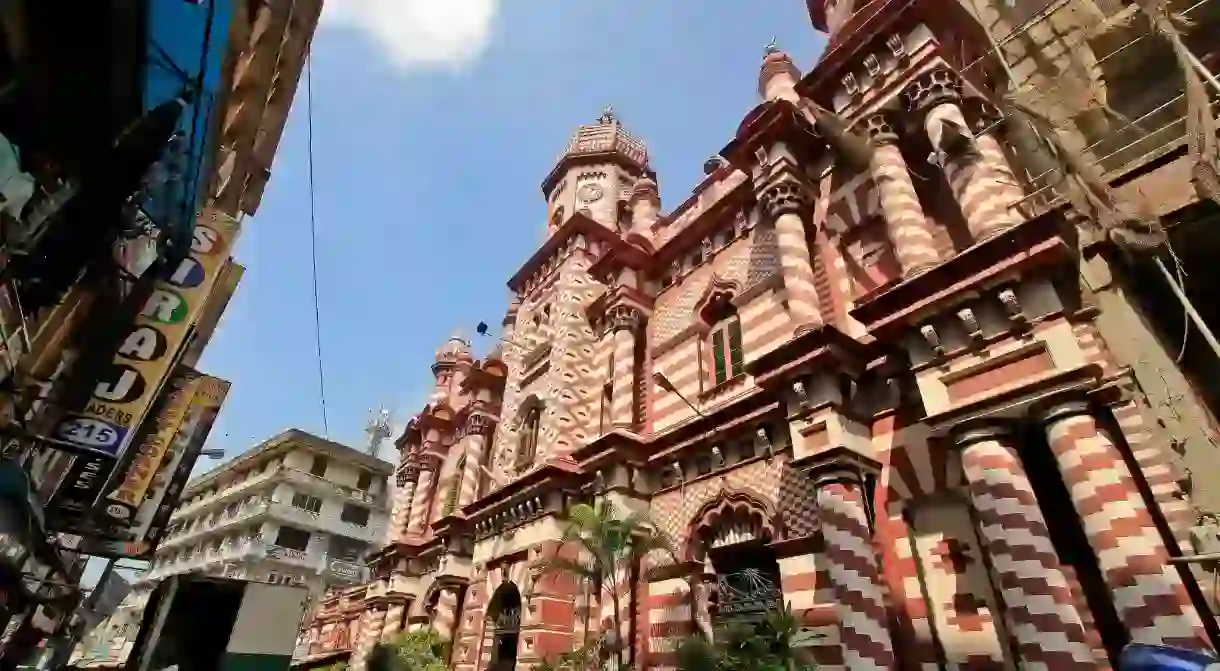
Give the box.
[137,429,393,592]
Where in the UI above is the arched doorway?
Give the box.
[690,496,783,637]
[486,582,522,671]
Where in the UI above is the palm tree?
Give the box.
[365,629,448,671]
[674,602,818,671]
[536,498,677,670]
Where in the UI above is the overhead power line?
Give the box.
[304,55,331,438]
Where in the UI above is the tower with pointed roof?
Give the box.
[541,107,653,236]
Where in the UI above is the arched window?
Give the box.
[516,405,541,471]
[704,293,744,386]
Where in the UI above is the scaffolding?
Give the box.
[953,0,1220,226]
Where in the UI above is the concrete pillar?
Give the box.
[809,462,895,670]
[862,113,939,277]
[758,177,823,331]
[955,425,1097,668]
[1039,400,1210,650]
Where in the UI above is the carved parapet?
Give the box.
[757,177,811,221]
[904,67,962,113]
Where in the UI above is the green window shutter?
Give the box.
[712,330,727,384]
[728,318,744,377]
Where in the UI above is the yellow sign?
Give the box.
[52,210,242,457]
[99,368,201,523]
[137,374,231,543]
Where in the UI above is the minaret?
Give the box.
[540,106,651,236]
[431,331,472,404]
[363,407,392,456]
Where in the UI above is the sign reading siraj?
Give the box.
[47,210,241,525]
[52,211,240,457]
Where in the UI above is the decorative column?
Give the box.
[389,457,419,542]
[1039,400,1210,650]
[433,586,461,641]
[607,305,643,430]
[964,98,1026,236]
[757,176,823,332]
[809,456,895,670]
[909,68,1020,242]
[954,425,1098,667]
[863,113,939,277]
[406,455,438,536]
[381,599,407,641]
[457,414,494,508]
[350,605,388,671]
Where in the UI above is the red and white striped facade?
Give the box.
[294,3,1219,669]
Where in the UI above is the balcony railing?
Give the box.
[171,464,284,520]
[159,499,271,549]
[281,467,382,507]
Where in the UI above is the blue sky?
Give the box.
[195,2,828,467]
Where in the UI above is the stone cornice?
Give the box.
[747,325,876,387]
[796,0,991,106]
[720,99,828,175]
[849,212,1074,335]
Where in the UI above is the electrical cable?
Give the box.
[304,55,330,438]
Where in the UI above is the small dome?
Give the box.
[435,330,472,363]
[632,174,659,198]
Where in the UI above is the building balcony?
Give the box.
[267,501,382,545]
[280,467,384,508]
[140,537,269,584]
[158,498,272,550]
[171,465,282,521]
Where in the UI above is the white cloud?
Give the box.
[322,0,499,72]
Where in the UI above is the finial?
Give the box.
[764,36,780,56]
[598,105,616,124]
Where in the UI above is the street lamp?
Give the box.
[475,321,530,352]
[652,371,706,418]
[199,448,224,459]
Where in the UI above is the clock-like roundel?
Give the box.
[576,182,604,204]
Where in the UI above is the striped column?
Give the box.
[350,606,387,671]
[433,587,461,641]
[964,98,1026,238]
[458,415,493,508]
[381,600,406,640]
[406,458,436,536]
[955,425,1098,668]
[758,177,823,331]
[811,466,895,670]
[1040,401,1210,650]
[607,306,642,430]
[389,462,418,542]
[914,74,1021,243]
[863,113,939,277]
